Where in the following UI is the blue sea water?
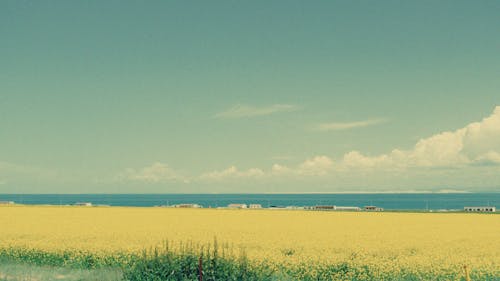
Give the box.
[0,193,499,210]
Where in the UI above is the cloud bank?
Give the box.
[343,106,500,168]
[107,106,500,192]
[8,106,495,192]
[193,106,500,190]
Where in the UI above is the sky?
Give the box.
[1,1,499,193]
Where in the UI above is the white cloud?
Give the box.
[297,156,334,175]
[337,106,500,169]
[404,129,469,167]
[314,118,387,131]
[269,156,335,177]
[271,164,292,175]
[215,104,299,118]
[199,156,334,182]
[200,166,265,181]
[119,162,189,183]
[342,151,393,168]
[462,106,500,156]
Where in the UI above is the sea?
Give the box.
[0,193,499,210]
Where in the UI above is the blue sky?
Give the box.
[1,1,499,193]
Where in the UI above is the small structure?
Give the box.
[313,205,337,211]
[74,202,92,207]
[173,203,202,208]
[364,206,384,211]
[228,203,247,209]
[464,206,496,212]
[249,204,262,209]
[336,206,361,211]
[285,206,304,210]
[436,209,454,212]
[0,201,15,205]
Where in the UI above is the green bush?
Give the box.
[123,241,275,281]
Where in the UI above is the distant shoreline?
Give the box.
[1,193,498,211]
[2,204,498,215]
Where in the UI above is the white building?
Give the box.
[172,203,202,208]
[74,202,92,207]
[0,201,15,205]
[312,205,337,211]
[249,204,262,209]
[464,206,496,212]
[336,206,361,211]
[285,206,304,210]
[364,206,384,211]
[228,203,248,209]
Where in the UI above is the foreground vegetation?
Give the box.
[1,243,497,281]
[0,206,498,280]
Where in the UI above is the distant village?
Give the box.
[1,200,496,213]
[158,203,496,213]
[160,203,383,211]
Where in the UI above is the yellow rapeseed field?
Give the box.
[1,205,499,277]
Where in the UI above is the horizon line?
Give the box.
[4,191,500,195]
